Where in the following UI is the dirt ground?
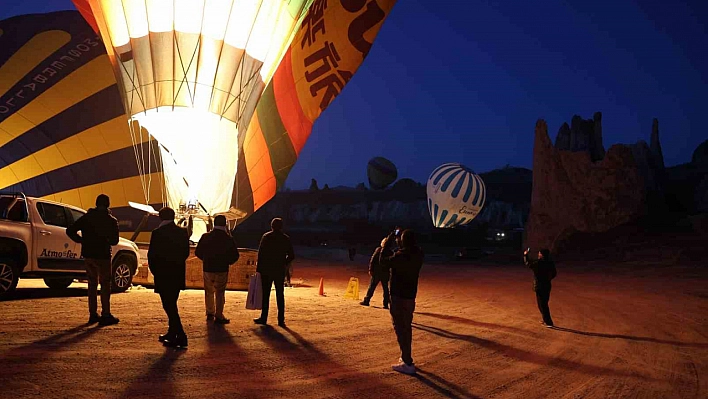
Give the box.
[1,257,707,399]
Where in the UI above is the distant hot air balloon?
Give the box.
[367,157,397,190]
[71,0,399,238]
[427,163,486,228]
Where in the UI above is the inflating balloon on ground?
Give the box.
[0,1,399,240]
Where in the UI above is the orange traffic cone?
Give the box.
[318,277,325,296]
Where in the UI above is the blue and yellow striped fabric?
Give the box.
[0,11,164,240]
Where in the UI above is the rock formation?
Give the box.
[554,113,605,162]
[692,140,708,212]
[554,123,570,150]
[650,119,665,169]
[692,140,708,169]
[526,119,647,252]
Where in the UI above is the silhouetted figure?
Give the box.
[254,218,294,327]
[196,215,239,324]
[66,194,120,326]
[348,247,357,261]
[359,238,390,308]
[380,229,424,375]
[148,207,190,348]
[524,248,557,327]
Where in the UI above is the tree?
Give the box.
[309,178,319,192]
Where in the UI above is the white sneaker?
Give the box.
[392,361,416,375]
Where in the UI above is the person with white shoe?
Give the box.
[380,229,424,375]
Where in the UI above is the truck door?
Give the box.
[33,202,84,272]
[66,207,86,263]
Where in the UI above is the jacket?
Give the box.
[148,222,190,293]
[256,230,294,277]
[524,254,557,291]
[66,207,119,260]
[195,228,239,273]
[380,245,424,300]
[368,247,389,281]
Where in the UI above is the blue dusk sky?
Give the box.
[2,0,706,189]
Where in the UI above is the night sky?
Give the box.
[2,1,706,189]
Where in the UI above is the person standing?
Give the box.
[195,215,239,324]
[380,229,423,375]
[254,218,294,327]
[148,207,190,348]
[66,194,120,326]
[524,248,557,327]
[359,237,390,308]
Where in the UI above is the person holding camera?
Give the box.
[379,228,423,375]
[359,237,390,308]
[524,248,557,327]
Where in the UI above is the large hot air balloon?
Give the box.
[0,11,162,242]
[71,0,399,238]
[427,163,486,228]
[367,156,397,190]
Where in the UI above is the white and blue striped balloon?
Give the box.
[426,163,486,228]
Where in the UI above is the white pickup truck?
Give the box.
[0,192,141,297]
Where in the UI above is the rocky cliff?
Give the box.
[527,113,706,254]
[526,118,650,252]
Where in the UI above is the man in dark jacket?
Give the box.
[380,229,423,375]
[148,207,190,348]
[254,218,294,327]
[359,237,390,308]
[524,248,557,327]
[195,215,239,324]
[66,194,120,326]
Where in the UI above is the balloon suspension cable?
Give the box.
[128,117,149,205]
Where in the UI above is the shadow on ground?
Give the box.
[414,369,483,399]
[1,287,88,301]
[552,326,708,348]
[412,322,653,380]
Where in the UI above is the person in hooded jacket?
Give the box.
[359,237,390,308]
[524,248,557,327]
[195,215,239,324]
[66,194,120,326]
[148,207,190,348]
[379,229,424,375]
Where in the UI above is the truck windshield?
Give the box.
[0,197,28,223]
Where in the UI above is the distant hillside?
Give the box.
[234,166,533,248]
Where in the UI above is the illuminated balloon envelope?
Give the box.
[427,163,486,228]
[367,156,397,190]
[74,0,311,218]
[72,0,400,238]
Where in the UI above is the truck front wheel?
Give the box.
[112,255,135,293]
[44,278,74,290]
[0,259,19,298]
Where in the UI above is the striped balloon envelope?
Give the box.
[70,0,399,233]
[2,1,399,241]
[367,156,397,190]
[426,163,486,228]
[0,11,163,242]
